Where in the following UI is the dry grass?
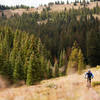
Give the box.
[0,69,100,100]
[94,86,100,96]
[49,2,100,12]
[0,8,35,18]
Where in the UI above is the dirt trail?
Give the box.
[0,69,100,100]
[80,88,100,100]
[66,73,100,100]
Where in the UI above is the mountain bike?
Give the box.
[87,79,91,89]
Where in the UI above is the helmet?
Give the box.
[88,70,91,73]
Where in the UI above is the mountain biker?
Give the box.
[85,70,94,87]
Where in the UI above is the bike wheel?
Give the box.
[87,80,91,89]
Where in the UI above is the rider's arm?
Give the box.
[85,73,87,79]
[91,73,94,79]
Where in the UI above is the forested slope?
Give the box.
[0,27,52,85]
[0,4,100,65]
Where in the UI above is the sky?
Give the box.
[0,0,76,8]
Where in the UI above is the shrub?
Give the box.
[92,81,100,87]
[96,65,100,69]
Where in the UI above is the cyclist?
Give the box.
[85,70,94,88]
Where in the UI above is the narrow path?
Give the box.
[66,73,100,100]
[79,88,100,100]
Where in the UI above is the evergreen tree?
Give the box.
[87,30,100,66]
[47,60,52,78]
[67,41,84,74]
[67,47,79,74]
[26,53,36,85]
[39,56,47,79]
[0,27,51,84]
[78,49,85,74]
[13,54,23,82]
[53,60,59,77]
[59,49,66,68]
[59,49,66,76]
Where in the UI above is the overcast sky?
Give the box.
[0,0,77,7]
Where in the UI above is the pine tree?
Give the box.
[59,49,66,76]
[0,54,11,76]
[67,48,79,74]
[21,34,30,82]
[67,41,79,74]
[59,49,66,68]
[39,56,47,79]
[87,30,100,66]
[47,60,52,78]
[67,41,84,74]
[78,49,85,74]
[0,27,13,78]
[26,53,36,85]
[13,54,24,82]
[37,38,42,55]
[54,60,59,77]
[9,30,20,71]
[23,57,29,82]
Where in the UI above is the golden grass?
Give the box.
[1,67,100,100]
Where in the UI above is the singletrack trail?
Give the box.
[0,68,100,100]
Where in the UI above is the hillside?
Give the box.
[0,8,36,18]
[0,1,100,18]
[0,68,100,100]
[49,2,100,12]
[0,1,100,100]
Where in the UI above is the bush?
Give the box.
[92,81,100,87]
[96,65,100,69]
[46,83,57,88]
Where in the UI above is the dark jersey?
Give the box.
[86,72,94,79]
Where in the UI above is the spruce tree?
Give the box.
[54,60,59,77]
[13,54,24,82]
[47,60,52,78]
[59,49,66,76]
[26,53,35,85]
[67,41,79,74]
[87,30,100,66]
[59,49,66,68]
[39,56,47,79]
[67,41,84,74]
[78,49,85,74]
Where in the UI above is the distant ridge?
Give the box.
[0,1,100,18]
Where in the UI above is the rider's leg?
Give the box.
[87,79,89,86]
[89,79,91,87]
[87,78,91,88]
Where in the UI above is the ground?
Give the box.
[0,67,100,100]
